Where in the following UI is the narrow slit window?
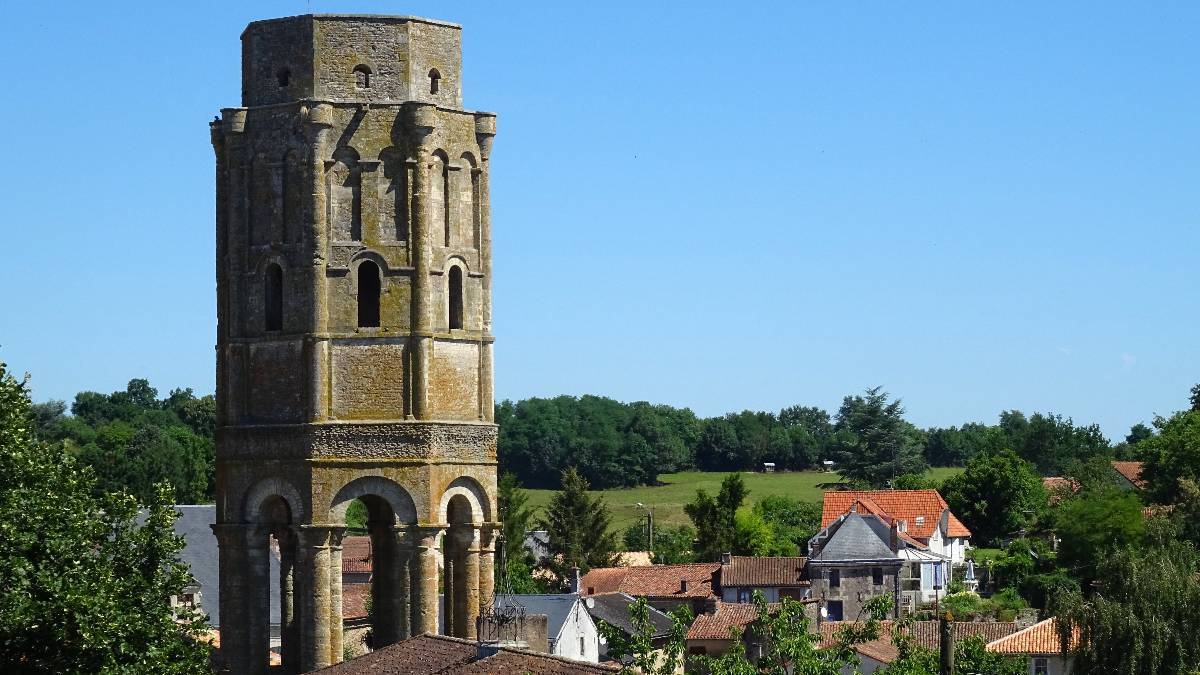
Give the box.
[358,261,381,328]
[354,65,371,89]
[429,69,441,95]
[448,266,463,330]
[265,264,283,331]
[276,68,290,88]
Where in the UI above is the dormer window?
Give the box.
[915,516,925,527]
[354,65,371,89]
[428,68,441,95]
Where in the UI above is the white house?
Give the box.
[986,617,1075,675]
[512,594,601,663]
[821,490,972,565]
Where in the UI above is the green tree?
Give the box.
[751,495,822,555]
[0,361,211,673]
[998,410,1110,476]
[597,597,692,675]
[940,450,1047,546]
[1141,410,1200,505]
[684,473,747,561]
[622,523,695,564]
[1055,540,1200,675]
[990,538,1073,611]
[692,591,893,675]
[831,387,927,488]
[880,631,1025,675]
[1052,489,1145,579]
[538,467,619,585]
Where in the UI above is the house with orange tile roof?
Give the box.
[986,617,1076,675]
[821,489,972,565]
[685,599,819,661]
[578,562,721,615]
[1111,460,1147,490]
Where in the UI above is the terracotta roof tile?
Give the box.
[454,648,619,673]
[721,556,809,587]
[818,620,1021,662]
[1112,461,1147,489]
[316,633,476,674]
[342,583,370,620]
[342,536,373,574]
[687,602,777,640]
[317,633,620,674]
[580,563,720,599]
[986,618,1077,655]
[822,490,971,539]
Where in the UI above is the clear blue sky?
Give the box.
[2,1,1197,440]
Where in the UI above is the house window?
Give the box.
[181,593,195,608]
[689,646,707,656]
[1033,657,1049,675]
[826,600,844,621]
[829,569,840,588]
[429,68,441,94]
[357,260,381,328]
[276,68,290,88]
[872,567,884,586]
[737,588,750,603]
[579,636,585,655]
[915,516,925,527]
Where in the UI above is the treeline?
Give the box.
[31,380,215,504]
[31,378,1140,497]
[498,387,1132,489]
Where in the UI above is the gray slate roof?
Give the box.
[810,513,899,563]
[583,593,674,638]
[509,594,588,646]
[172,505,280,628]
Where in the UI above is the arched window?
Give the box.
[276,68,290,88]
[353,65,371,89]
[265,264,283,331]
[428,69,441,95]
[448,265,463,330]
[357,261,381,328]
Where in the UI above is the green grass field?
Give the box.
[524,467,964,532]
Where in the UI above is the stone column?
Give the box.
[409,104,437,420]
[329,530,345,664]
[410,526,442,635]
[304,103,333,423]
[278,528,299,674]
[372,525,413,645]
[478,525,496,618]
[459,527,482,640]
[474,114,496,423]
[213,524,270,675]
[297,526,333,672]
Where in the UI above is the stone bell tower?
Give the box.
[210,14,498,673]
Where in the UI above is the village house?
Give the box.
[807,510,905,621]
[818,620,1022,674]
[719,554,809,603]
[581,592,677,667]
[985,617,1077,675]
[579,563,721,615]
[822,490,972,565]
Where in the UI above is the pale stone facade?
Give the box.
[211,14,498,674]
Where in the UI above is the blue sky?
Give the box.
[1,1,1197,440]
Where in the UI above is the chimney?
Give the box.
[720,552,732,565]
[890,520,900,550]
[569,566,582,594]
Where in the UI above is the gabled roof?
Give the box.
[510,595,589,645]
[810,513,901,562]
[580,563,720,599]
[721,556,809,587]
[822,490,971,539]
[1112,461,1147,489]
[316,633,621,673]
[583,593,674,639]
[687,602,777,640]
[986,617,1077,655]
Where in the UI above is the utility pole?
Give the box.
[636,502,653,553]
[939,611,954,675]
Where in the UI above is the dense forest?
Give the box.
[28,378,1149,498]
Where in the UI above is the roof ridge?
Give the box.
[985,617,1053,646]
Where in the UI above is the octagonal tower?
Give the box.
[210,14,498,673]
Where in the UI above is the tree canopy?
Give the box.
[941,449,1047,546]
[831,387,927,488]
[538,467,619,584]
[0,362,210,673]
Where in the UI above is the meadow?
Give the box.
[524,467,964,532]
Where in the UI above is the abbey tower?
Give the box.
[210,15,498,673]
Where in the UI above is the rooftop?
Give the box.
[580,563,720,599]
[986,617,1077,655]
[822,490,971,539]
[315,633,619,674]
[583,593,675,639]
[721,556,809,588]
[1112,460,1147,489]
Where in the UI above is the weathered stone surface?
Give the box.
[213,14,498,673]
